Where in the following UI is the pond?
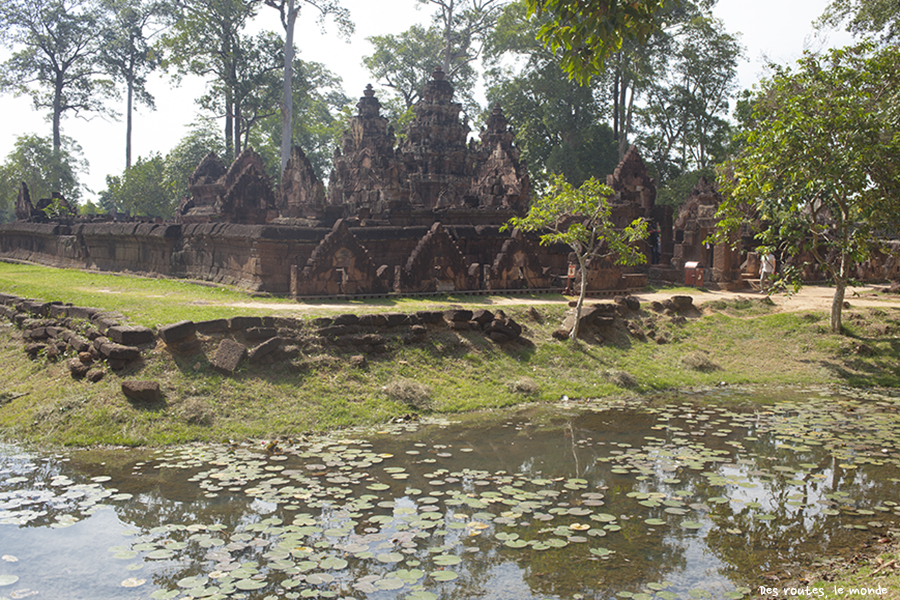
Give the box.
[1,387,899,600]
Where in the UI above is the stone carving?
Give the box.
[672,177,740,284]
[14,182,37,221]
[328,84,408,220]
[293,219,388,296]
[179,148,276,224]
[489,229,550,290]
[280,145,327,218]
[470,104,530,213]
[399,68,476,211]
[398,222,473,293]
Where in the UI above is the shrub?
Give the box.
[384,379,432,411]
[507,377,539,396]
[682,351,719,372]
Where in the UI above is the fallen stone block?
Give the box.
[67,357,91,379]
[359,313,388,327]
[121,380,161,403]
[106,325,155,346]
[245,327,277,341]
[444,309,473,322]
[86,369,105,383]
[228,316,263,331]
[195,319,228,334]
[333,314,359,326]
[213,339,246,373]
[159,320,196,345]
[99,342,141,361]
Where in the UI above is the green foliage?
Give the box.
[509,175,648,263]
[524,0,671,84]
[195,30,284,153]
[159,0,261,159]
[636,14,740,182]
[717,43,900,333]
[0,0,116,151]
[260,58,349,181]
[0,134,85,220]
[99,0,165,168]
[485,1,618,187]
[507,175,648,337]
[98,153,173,218]
[818,0,900,41]
[364,25,477,114]
[162,124,226,204]
[655,167,716,211]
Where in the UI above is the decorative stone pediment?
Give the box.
[295,219,387,295]
[489,229,550,290]
[607,145,657,214]
[280,145,326,218]
[399,222,472,292]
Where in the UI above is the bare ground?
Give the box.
[219,284,900,315]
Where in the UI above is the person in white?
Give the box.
[760,252,776,289]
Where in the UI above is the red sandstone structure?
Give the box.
[2,70,673,296]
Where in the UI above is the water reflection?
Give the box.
[1,388,899,600]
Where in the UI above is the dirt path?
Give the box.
[219,284,900,314]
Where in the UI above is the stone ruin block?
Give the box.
[294,219,388,296]
[213,338,246,373]
[398,223,474,293]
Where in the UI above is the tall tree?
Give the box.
[636,13,739,183]
[523,0,671,84]
[263,0,352,174]
[0,134,86,221]
[196,31,284,154]
[98,152,172,217]
[363,25,477,116]
[161,0,259,160]
[485,1,618,186]
[818,0,900,41]
[418,0,508,74]
[716,43,900,333]
[0,0,115,159]
[99,0,165,171]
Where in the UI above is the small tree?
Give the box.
[716,43,900,334]
[506,175,648,339]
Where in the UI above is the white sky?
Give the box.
[0,0,855,201]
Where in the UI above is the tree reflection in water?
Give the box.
[0,388,898,600]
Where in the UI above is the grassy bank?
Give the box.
[2,261,900,446]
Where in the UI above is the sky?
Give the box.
[0,0,855,201]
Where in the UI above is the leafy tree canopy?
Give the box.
[818,0,900,41]
[506,175,648,338]
[716,42,900,333]
[0,0,116,155]
[99,153,172,218]
[0,134,86,222]
[484,1,618,188]
[523,0,673,83]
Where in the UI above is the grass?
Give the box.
[2,262,900,446]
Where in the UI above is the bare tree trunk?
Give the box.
[125,79,134,171]
[570,252,588,340]
[612,66,620,142]
[441,0,454,73]
[618,82,635,160]
[831,251,848,333]
[280,0,297,174]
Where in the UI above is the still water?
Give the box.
[2,387,899,600]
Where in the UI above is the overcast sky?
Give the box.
[0,0,854,200]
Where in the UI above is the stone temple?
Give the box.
[1,69,676,296]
